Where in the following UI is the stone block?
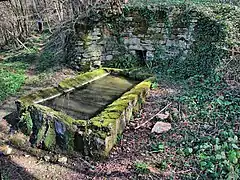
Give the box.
[125,17,133,21]
[143,45,155,51]
[178,40,187,49]
[106,55,113,61]
[85,77,154,157]
[141,40,152,44]
[129,44,143,50]
[92,36,101,40]
[128,37,140,45]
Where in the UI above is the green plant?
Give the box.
[172,74,240,179]
[151,82,158,90]
[104,54,143,69]
[151,142,165,153]
[0,65,26,102]
[35,51,56,72]
[134,161,150,174]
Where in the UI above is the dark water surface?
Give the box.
[41,75,139,120]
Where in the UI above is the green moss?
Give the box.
[19,87,61,104]
[74,120,87,127]
[36,125,46,146]
[87,76,155,157]
[35,105,79,132]
[81,34,92,49]
[103,68,125,74]
[89,77,154,131]
[59,69,108,90]
[43,123,56,150]
[18,111,33,135]
[101,112,121,119]
[93,130,108,139]
[27,104,78,151]
[90,116,116,131]
[65,129,75,152]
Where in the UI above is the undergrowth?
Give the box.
[170,74,240,179]
[0,32,52,102]
[0,54,34,102]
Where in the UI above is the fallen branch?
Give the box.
[78,156,95,170]
[135,102,172,130]
[6,30,31,52]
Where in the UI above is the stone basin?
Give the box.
[41,75,139,120]
[15,68,154,158]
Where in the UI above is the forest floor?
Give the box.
[0,77,239,180]
[0,33,239,180]
[0,83,186,180]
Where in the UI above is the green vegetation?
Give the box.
[0,1,239,179]
[167,75,240,179]
[0,171,10,180]
[106,2,239,179]
[134,161,150,174]
[0,33,48,102]
[0,32,68,103]
[104,54,144,69]
[0,61,27,101]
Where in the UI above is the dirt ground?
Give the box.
[0,82,183,180]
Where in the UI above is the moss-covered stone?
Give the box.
[43,123,56,149]
[25,104,78,151]
[19,87,61,104]
[58,69,109,91]
[85,76,154,157]
[15,68,155,158]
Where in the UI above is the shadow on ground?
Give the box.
[0,156,37,180]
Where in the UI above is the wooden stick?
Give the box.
[135,102,172,130]
[6,29,31,52]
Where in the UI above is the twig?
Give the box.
[135,102,172,130]
[6,30,31,52]
[78,157,95,170]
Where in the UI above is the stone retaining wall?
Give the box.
[67,6,195,70]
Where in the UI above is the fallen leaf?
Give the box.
[0,145,13,155]
[148,166,160,174]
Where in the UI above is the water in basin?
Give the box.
[41,75,139,120]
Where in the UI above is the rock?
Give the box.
[106,171,111,175]
[128,37,140,45]
[129,45,143,51]
[143,45,155,51]
[24,154,30,158]
[0,145,13,155]
[44,155,51,162]
[155,112,170,120]
[106,55,113,61]
[151,121,171,134]
[58,156,68,164]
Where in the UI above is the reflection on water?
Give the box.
[41,75,139,120]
